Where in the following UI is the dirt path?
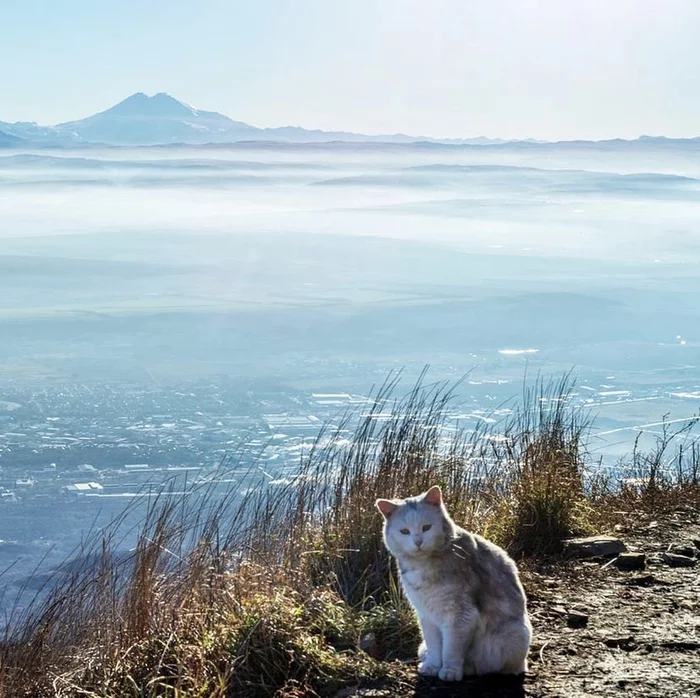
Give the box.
[344,510,700,698]
[525,509,700,698]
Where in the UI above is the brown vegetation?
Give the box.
[0,374,698,697]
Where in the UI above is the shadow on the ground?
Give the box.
[411,673,526,697]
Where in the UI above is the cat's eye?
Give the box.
[400,528,410,535]
[422,524,432,532]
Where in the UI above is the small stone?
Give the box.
[604,635,637,651]
[669,544,696,559]
[623,573,671,587]
[551,604,588,628]
[614,552,646,571]
[564,535,627,558]
[359,632,378,658]
[662,552,697,568]
[567,611,589,629]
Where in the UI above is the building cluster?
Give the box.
[0,381,373,506]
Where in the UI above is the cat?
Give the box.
[376,485,531,682]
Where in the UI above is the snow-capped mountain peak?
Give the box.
[86,92,201,120]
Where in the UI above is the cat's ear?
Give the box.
[376,499,399,519]
[423,485,443,507]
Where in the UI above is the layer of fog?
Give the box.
[1,142,699,450]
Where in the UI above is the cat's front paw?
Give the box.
[438,666,463,682]
[418,660,441,677]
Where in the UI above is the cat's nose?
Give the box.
[414,536,423,548]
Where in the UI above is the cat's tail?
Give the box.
[470,618,531,675]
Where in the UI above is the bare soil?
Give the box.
[342,509,700,698]
[523,508,700,698]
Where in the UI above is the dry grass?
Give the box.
[590,416,700,526]
[485,374,595,555]
[0,373,698,697]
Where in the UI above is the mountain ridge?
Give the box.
[1,93,698,148]
[0,92,522,147]
[0,129,24,147]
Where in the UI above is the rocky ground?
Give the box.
[340,509,700,698]
[523,507,700,698]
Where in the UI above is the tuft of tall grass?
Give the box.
[0,372,697,697]
[484,374,595,555]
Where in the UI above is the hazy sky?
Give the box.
[2,0,699,140]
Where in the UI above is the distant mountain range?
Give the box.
[0,92,698,148]
[0,92,509,147]
[0,129,23,147]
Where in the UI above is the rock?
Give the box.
[564,535,627,558]
[604,635,637,651]
[662,552,697,568]
[669,544,697,559]
[567,611,589,629]
[359,632,378,658]
[659,640,700,651]
[623,573,671,587]
[614,552,646,571]
[551,604,588,628]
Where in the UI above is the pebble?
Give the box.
[668,544,697,559]
[614,552,646,571]
[662,552,697,568]
[567,611,589,629]
[359,632,378,658]
[604,636,637,651]
[564,535,626,558]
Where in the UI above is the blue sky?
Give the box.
[2,0,699,140]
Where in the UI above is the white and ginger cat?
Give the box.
[376,485,531,682]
